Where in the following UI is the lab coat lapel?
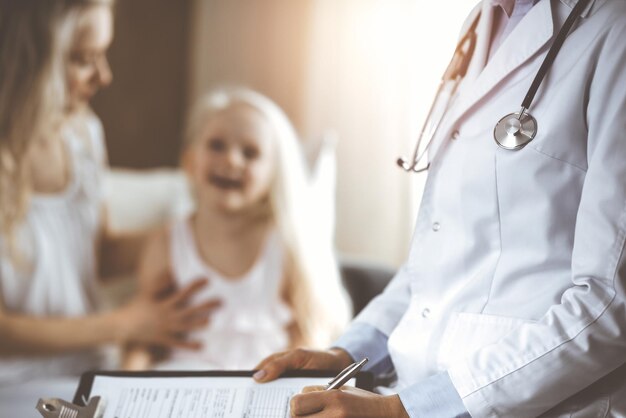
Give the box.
[460,1,493,89]
[426,1,493,160]
[441,0,555,146]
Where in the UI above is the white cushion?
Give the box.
[103,168,194,234]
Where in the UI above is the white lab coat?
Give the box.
[355,0,626,416]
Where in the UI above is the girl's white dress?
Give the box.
[0,114,107,386]
[158,218,292,370]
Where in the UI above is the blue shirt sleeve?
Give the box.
[332,322,394,375]
[332,322,470,418]
[398,372,471,418]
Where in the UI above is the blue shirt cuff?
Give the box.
[332,322,394,375]
[398,371,470,418]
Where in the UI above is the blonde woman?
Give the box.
[125,88,351,370]
[0,0,217,385]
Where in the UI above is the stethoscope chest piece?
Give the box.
[494,111,537,150]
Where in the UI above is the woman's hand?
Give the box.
[116,277,221,349]
[290,386,409,418]
[253,348,354,382]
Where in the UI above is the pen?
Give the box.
[325,357,368,390]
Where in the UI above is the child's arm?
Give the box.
[120,227,172,370]
[122,343,154,370]
[121,227,221,369]
[287,322,307,349]
[280,259,308,349]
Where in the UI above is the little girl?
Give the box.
[128,88,351,370]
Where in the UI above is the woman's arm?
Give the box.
[0,278,214,357]
[0,289,117,356]
[0,301,123,356]
[0,264,217,358]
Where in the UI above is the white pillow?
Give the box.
[103,168,194,234]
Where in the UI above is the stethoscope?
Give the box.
[398,0,591,173]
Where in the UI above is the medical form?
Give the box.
[70,371,372,418]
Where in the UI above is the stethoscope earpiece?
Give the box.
[397,157,430,173]
[397,157,410,170]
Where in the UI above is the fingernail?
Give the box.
[253,370,266,381]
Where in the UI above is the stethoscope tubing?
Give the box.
[399,0,592,172]
[397,14,480,173]
[521,0,591,110]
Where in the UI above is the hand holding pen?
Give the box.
[325,357,368,390]
[253,348,408,417]
[289,356,409,417]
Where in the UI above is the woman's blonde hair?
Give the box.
[0,0,112,261]
[184,88,351,347]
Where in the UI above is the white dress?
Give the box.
[0,113,107,386]
[158,218,292,370]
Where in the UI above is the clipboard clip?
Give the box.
[36,396,104,418]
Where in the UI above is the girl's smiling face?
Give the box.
[185,104,277,214]
[66,4,113,111]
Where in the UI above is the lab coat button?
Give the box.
[432,222,440,231]
[421,308,431,318]
[451,130,460,140]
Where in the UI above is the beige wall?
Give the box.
[96,0,478,267]
[188,0,314,135]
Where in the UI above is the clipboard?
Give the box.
[74,370,374,404]
[36,369,373,418]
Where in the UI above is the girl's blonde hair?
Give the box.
[185,88,351,347]
[0,0,112,262]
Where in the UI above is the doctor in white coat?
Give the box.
[254,0,626,416]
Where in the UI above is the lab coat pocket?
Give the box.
[538,396,610,418]
[436,312,534,371]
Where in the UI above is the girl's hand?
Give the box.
[290,386,409,418]
[117,277,221,349]
[253,348,353,382]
